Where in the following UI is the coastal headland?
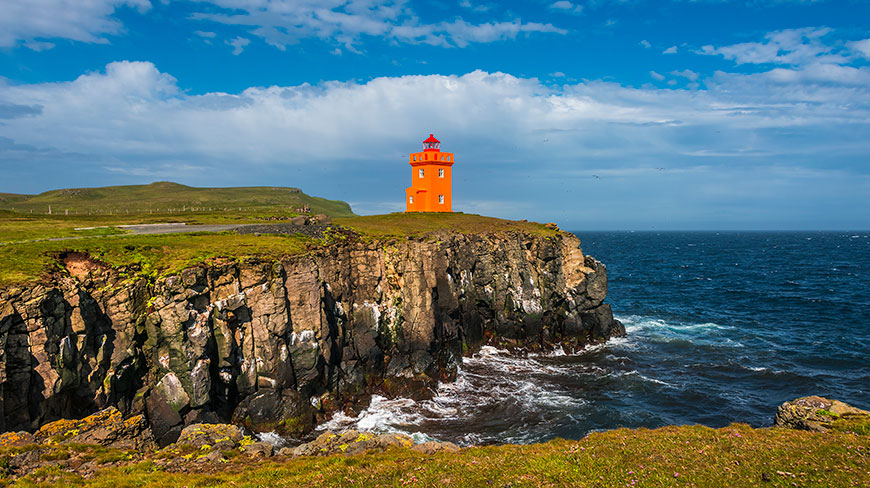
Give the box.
[0,183,867,486]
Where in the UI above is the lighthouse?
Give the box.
[405,134,454,212]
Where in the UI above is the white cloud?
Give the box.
[663,45,678,54]
[639,39,651,49]
[0,0,151,48]
[195,31,217,38]
[848,39,870,59]
[3,55,868,167]
[227,36,250,55]
[698,27,849,66]
[671,69,699,81]
[192,0,565,50]
[549,1,583,13]
[458,0,492,12]
[649,70,665,81]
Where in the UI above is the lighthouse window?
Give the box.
[419,169,424,178]
[439,195,445,204]
[409,196,414,204]
[441,155,445,161]
[413,155,416,161]
[439,168,444,178]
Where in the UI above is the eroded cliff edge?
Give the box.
[0,230,623,445]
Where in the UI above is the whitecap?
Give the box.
[316,395,435,443]
[256,431,288,448]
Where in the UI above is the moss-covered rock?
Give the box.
[286,430,431,457]
[34,407,154,450]
[774,396,870,432]
[175,423,244,450]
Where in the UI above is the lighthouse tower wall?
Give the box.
[405,136,454,213]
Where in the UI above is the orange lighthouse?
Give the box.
[405,134,454,212]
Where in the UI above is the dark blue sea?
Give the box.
[320,232,870,445]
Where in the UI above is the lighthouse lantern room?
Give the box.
[405,134,453,212]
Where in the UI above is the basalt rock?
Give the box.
[774,396,870,432]
[0,230,622,438]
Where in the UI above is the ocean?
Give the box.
[319,231,870,445]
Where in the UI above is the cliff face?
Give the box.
[0,231,623,444]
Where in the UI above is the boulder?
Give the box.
[243,441,274,457]
[155,372,191,413]
[175,423,244,450]
[195,450,226,463]
[34,407,155,450]
[411,440,461,454]
[774,396,870,432]
[232,389,316,437]
[146,390,184,447]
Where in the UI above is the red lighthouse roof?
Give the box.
[423,133,440,151]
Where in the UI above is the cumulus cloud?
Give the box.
[663,45,678,54]
[639,39,651,49]
[649,70,665,81]
[191,0,565,49]
[0,0,151,48]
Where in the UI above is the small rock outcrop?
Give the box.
[0,230,623,441]
[175,423,244,450]
[33,406,154,450]
[286,430,419,457]
[774,396,870,432]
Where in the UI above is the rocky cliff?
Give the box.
[0,230,623,445]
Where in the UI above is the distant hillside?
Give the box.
[0,182,355,217]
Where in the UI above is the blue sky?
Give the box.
[1,0,869,230]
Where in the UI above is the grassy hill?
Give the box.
[0,182,354,217]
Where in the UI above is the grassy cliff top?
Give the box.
[0,181,355,218]
[335,212,557,238]
[0,212,559,287]
[5,423,868,487]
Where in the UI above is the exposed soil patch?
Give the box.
[60,252,107,280]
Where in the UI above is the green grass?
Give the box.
[0,182,354,218]
[0,232,317,286]
[6,424,869,487]
[335,212,558,239]
[0,211,302,243]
